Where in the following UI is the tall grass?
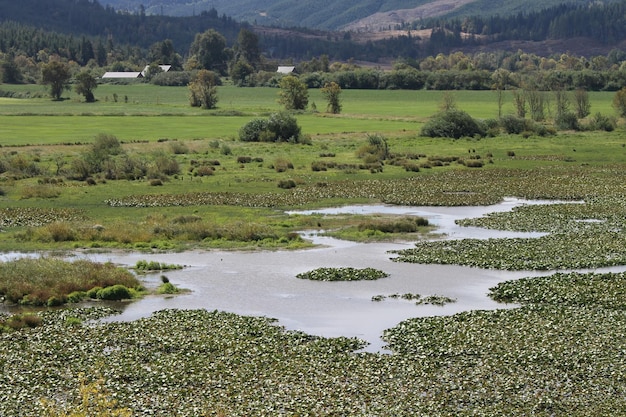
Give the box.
[0,258,140,305]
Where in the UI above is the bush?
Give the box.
[195,165,214,176]
[151,71,193,86]
[239,112,302,143]
[421,110,486,139]
[555,111,580,131]
[85,287,102,299]
[500,115,531,134]
[66,291,87,303]
[273,158,293,173]
[613,87,626,117]
[239,118,269,142]
[277,179,297,189]
[47,296,63,307]
[587,113,616,131]
[311,161,328,171]
[96,285,133,300]
[462,159,485,168]
[267,112,302,142]
[157,282,179,294]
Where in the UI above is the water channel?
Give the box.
[3,197,621,352]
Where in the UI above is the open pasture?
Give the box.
[0,84,618,145]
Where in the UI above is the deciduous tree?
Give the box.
[41,61,71,100]
[321,81,342,114]
[278,75,308,110]
[613,87,626,118]
[188,30,229,75]
[74,71,97,102]
[188,69,219,109]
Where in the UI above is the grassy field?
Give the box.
[0,84,617,144]
[2,82,626,415]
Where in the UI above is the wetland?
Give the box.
[2,85,626,415]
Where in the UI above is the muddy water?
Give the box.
[2,198,605,352]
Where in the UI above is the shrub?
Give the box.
[462,159,485,168]
[220,145,232,155]
[96,285,133,300]
[237,156,252,163]
[87,287,103,299]
[195,166,214,176]
[587,113,616,131]
[277,179,297,189]
[169,141,189,155]
[151,71,193,86]
[404,163,420,172]
[311,161,328,171]
[44,222,76,242]
[239,112,302,143]
[421,110,486,139]
[66,291,87,303]
[274,158,293,173]
[613,87,626,117]
[267,112,302,142]
[239,118,269,142]
[500,115,531,134]
[157,282,180,294]
[555,111,580,131]
[47,296,64,307]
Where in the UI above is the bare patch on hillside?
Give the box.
[341,0,477,32]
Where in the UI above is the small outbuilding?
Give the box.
[277,66,296,74]
[141,65,172,77]
[101,72,143,79]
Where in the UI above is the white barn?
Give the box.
[277,66,296,74]
[101,65,172,79]
[101,71,143,79]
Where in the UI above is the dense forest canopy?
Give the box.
[0,0,241,49]
[419,1,626,45]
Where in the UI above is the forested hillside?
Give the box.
[422,1,626,45]
[100,0,624,30]
[0,0,241,49]
[1,0,626,70]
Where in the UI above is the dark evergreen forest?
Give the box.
[1,0,626,63]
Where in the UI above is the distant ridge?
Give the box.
[100,0,624,31]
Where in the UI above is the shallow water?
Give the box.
[2,198,616,352]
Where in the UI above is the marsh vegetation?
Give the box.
[1,84,626,414]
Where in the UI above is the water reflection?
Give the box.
[1,198,612,352]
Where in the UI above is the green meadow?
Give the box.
[0,84,616,144]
